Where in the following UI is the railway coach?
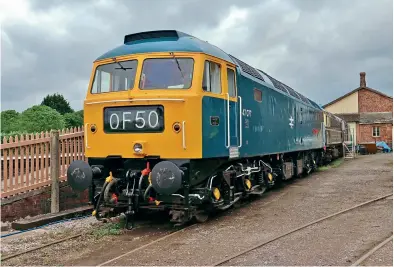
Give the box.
[67,30,348,228]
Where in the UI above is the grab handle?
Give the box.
[225,93,230,148]
[84,123,90,149]
[182,121,186,150]
[238,96,242,148]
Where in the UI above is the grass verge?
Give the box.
[90,220,125,239]
[317,158,344,172]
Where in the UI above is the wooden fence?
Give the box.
[1,127,85,199]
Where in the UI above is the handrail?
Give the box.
[238,96,242,148]
[182,121,186,150]
[226,93,230,148]
[85,123,90,149]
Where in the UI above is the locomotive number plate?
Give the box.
[104,105,164,133]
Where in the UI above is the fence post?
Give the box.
[50,130,60,213]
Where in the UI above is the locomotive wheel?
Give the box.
[194,211,210,223]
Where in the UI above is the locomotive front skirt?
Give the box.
[67,30,350,228]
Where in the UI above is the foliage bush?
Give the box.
[1,110,21,133]
[64,112,84,129]
[19,105,66,133]
[1,94,83,137]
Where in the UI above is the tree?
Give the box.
[41,93,74,115]
[1,110,21,133]
[75,109,84,120]
[19,105,65,133]
[64,112,84,128]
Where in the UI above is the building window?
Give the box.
[372,126,380,137]
[202,61,221,94]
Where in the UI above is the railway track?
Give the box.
[0,188,284,263]
[351,234,393,266]
[95,192,391,266]
[2,193,391,265]
[212,193,393,266]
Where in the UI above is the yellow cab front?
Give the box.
[84,52,203,159]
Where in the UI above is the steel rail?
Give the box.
[351,234,393,266]
[212,193,393,266]
[2,233,84,261]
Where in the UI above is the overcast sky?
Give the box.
[1,0,393,112]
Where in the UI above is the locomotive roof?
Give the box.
[96,30,322,109]
[96,30,235,63]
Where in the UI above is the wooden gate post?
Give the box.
[50,130,60,213]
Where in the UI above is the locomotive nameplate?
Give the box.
[104,105,164,133]
[210,116,219,126]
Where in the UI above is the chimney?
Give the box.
[360,72,366,87]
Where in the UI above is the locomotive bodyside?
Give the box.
[202,65,325,158]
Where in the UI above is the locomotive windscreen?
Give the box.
[139,58,194,89]
[91,60,137,93]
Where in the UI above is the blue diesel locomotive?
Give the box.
[67,30,348,228]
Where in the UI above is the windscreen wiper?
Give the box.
[112,57,133,70]
[169,52,185,80]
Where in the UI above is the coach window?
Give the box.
[202,61,221,94]
[227,68,236,97]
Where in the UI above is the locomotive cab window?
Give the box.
[202,61,221,94]
[91,60,137,93]
[227,68,236,97]
[139,58,194,89]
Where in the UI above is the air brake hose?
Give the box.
[139,163,152,202]
[93,182,108,220]
[143,184,153,200]
[92,172,113,219]
[138,174,145,194]
[103,178,118,203]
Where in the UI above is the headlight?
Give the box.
[133,143,143,153]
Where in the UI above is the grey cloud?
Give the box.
[1,0,392,112]
[221,0,393,104]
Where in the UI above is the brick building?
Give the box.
[323,72,393,148]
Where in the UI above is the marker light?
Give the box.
[133,143,143,153]
[90,124,97,133]
[173,122,181,133]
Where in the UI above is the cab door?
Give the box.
[226,66,240,158]
[201,59,239,158]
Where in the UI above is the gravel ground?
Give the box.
[1,212,183,266]
[360,239,393,266]
[1,216,99,256]
[1,153,392,266]
[225,197,392,266]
